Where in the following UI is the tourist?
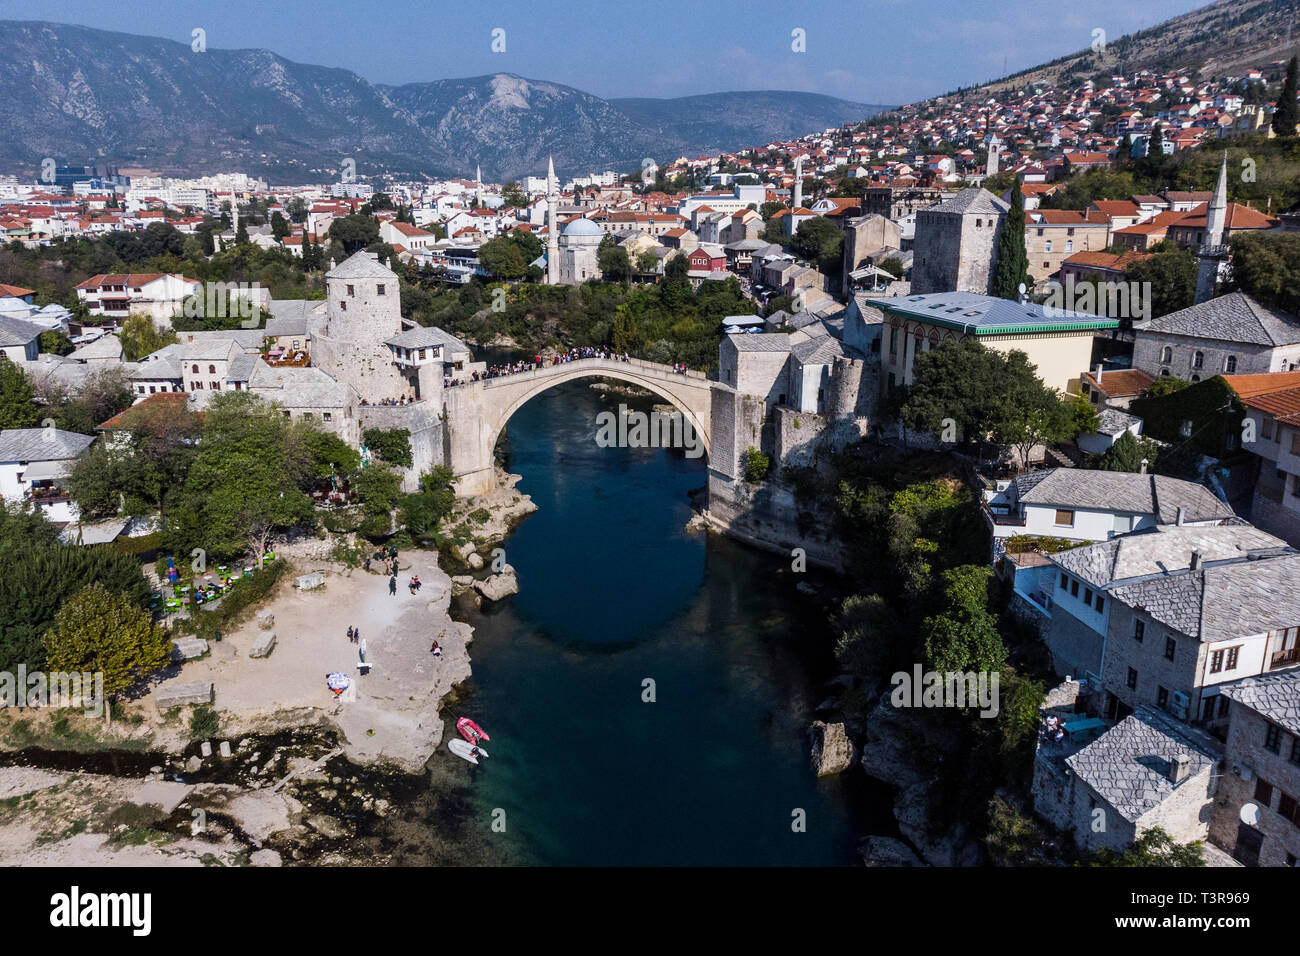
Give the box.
[353,627,360,644]
[430,640,441,657]
[389,575,397,596]
[347,626,354,642]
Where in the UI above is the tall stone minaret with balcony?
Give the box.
[1194,153,1230,305]
[545,156,560,285]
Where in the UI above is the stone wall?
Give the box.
[1210,701,1300,866]
[1042,603,1105,680]
[1248,490,1300,548]
[912,210,1001,295]
[704,470,842,570]
[1131,331,1293,379]
[358,403,444,492]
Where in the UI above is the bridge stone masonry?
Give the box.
[442,357,718,497]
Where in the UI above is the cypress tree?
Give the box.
[991,179,1029,300]
[1273,55,1299,137]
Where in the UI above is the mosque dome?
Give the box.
[562,217,602,238]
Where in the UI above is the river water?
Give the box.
[434,379,890,865]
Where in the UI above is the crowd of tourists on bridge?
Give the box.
[445,347,694,387]
[359,395,416,406]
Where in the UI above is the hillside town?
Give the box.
[1,21,1299,880]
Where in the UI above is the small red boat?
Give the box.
[456,717,490,744]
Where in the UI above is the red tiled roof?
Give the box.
[1080,368,1155,396]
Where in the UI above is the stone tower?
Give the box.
[475,164,482,206]
[793,155,805,210]
[1195,153,1230,305]
[312,251,409,402]
[546,157,560,285]
[911,188,1009,295]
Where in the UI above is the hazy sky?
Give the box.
[0,0,1211,104]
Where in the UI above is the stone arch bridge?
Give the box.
[442,357,715,496]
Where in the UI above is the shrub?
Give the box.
[189,705,220,741]
[741,448,771,483]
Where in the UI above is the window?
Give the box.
[192,364,199,373]
[346,284,354,296]
[1134,619,1145,642]
[1291,737,1300,766]
[1160,346,1172,364]
[1054,509,1075,526]
[1065,240,1074,253]
[1256,778,1274,807]
[210,381,220,391]
[1279,792,1300,826]
[1127,668,1138,690]
[1210,649,1224,673]
[1164,637,1176,661]
[418,349,426,361]
[1262,418,1274,440]
[1218,696,1229,719]
[1084,588,1093,605]
[1044,240,1053,253]
[377,284,385,295]
[1193,351,1204,369]
[1059,573,1068,590]
[1266,723,1283,754]
[1095,597,1104,614]
[302,412,313,420]
[340,301,347,311]
[1070,580,1080,598]
[323,412,332,422]
[1226,646,1240,670]
[1226,355,1237,373]
[193,381,203,390]
[1157,686,1168,708]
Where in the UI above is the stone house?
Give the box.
[1211,673,1300,866]
[1024,209,1111,287]
[1033,706,1221,855]
[1236,371,1300,547]
[1035,523,1300,726]
[1131,292,1300,382]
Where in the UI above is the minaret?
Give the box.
[793,155,805,210]
[545,156,559,285]
[231,198,239,237]
[1194,152,1229,304]
[985,135,1001,177]
[475,165,482,206]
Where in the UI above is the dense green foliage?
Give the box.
[0,505,151,672]
[362,428,413,468]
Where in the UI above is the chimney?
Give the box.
[1169,753,1191,785]
[1190,550,1202,571]
[1095,363,1103,383]
[1139,458,1148,474]
[1176,506,1186,526]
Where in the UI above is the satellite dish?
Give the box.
[1239,802,1260,826]
[1018,282,1026,295]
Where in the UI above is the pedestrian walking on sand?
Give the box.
[353,626,360,644]
[347,626,354,642]
[389,575,397,595]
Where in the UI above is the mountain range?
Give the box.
[0,20,886,183]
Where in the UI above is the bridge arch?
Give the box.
[445,358,713,497]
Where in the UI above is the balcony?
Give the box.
[27,485,69,503]
[983,501,1027,527]
[1270,647,1299,670]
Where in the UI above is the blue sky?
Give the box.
[0,0,1210,104]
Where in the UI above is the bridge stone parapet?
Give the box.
[442,357,717,497]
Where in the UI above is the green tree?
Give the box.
[43,583,172,715]
[270,211,290,242]
[327,214,380,255]
[501,182,528,208]
[741,447,771,483]
[1272,55,1298,138]
[362,427,413,468]
[0,357,39,429]
[1082,827,1205,866]
[598,243,632,281]
[38,330,75,356]
[119,314,179,362]
[991,179,1029,299]
[168,392,316,565]
[1228,232,1300,314]
[1123,241,1196,318]
[477,235,527,279]
[920,565,1007,674]
[1097,429,1161,472]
